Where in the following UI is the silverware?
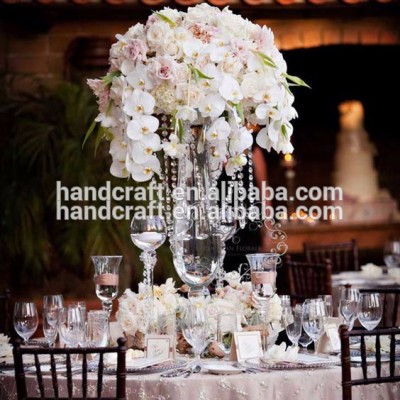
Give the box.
[184,364,201,378]
[161,368,190,378]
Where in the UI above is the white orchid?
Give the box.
[123,90,155,117]
[162,134,186,158]
[219,74,243,103]
[88,4,304,183]
[127,155,161,182]
[127,115,159,141]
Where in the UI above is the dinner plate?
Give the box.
[105,359,187,374]
[202,364,243,375]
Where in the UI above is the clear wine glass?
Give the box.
[92,255,122,316]
[130,215,167,293]
[357,293,382,330]
[13,302,39,345]
[43,308,59,347]
[59,305,85,348]
[339,287,360,330]
[286,305,303,347]
[181,304,209,367]
[217,313,237,359]
[383,240,400,269]
[247,253,279,353]
[302,299,327,354]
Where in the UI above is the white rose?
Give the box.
[146,21,171,50]
[224,271,241,288]
[116,309,138,336]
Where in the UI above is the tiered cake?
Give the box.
[333,100,398,223]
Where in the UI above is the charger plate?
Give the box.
[246,354,340,370]
[105,359,187,374]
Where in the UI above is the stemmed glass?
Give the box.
[286,305,303,348]
[339,288,360,331]
[217,313,237,359]
[181,304,209,367]
[383,239,400,269]
[302,299,327,354]
[59,304,85,348]
[298,329,313,352]
[92,255,122,316]
[130,216,167,295]
[42,295,64,347]
[248,253,279,353]
[13,302,39,345]
[357,293,382,330]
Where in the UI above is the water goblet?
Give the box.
[13,302,39,345]
[217,313,238,359]
[92,255,122,317]
[246,253,279,352]
[302,299,327,354]
[357,293,382,330]
[181,304,209,367]
[286,305,303,348]
[383,239,400,269]
[339,287,360,330]
[130,215,167,292]
[42,308,59,347]
[59,304,85,349]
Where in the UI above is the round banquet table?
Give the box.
[1,361,399,400]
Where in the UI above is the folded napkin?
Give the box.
[263,343,299,362]
[361,263,383,277]
[0,334,12,360]
[104,348,144,367]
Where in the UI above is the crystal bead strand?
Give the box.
[247,149,258,221]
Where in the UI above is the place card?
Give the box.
[144,335,175,362]
[317,317,341,353]
[230,331,263,362]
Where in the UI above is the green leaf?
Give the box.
[177,119,184,143]
[188,64,214,82]
[101,71,121,87]
[82,119,97,149]
[282,81,294,96]
[154,11,176,27]
[94,127,105,156]
[283,73,311,89]
[252,51,277,68]
[281,124,288,141]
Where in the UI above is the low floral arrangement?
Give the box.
[87,4,308,182]
[116,275,283,351]
[0,334,12,360]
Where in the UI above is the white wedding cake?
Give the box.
[333,100,379,202]
[333,100,398,223]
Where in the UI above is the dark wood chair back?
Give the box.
[12,337,127,400]
[0,288,11,335]
[339,325,400,400]
[359,287,400,328]
[286,255,332,302]
[304,239,359,273]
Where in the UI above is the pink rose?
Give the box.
[124,39,148,63]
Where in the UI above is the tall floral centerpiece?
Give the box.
[88,4,307,292]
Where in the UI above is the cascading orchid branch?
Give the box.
[87,4,309,182]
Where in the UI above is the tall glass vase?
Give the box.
[170,123,221,297]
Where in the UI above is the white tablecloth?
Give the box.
[1,362,399,400]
